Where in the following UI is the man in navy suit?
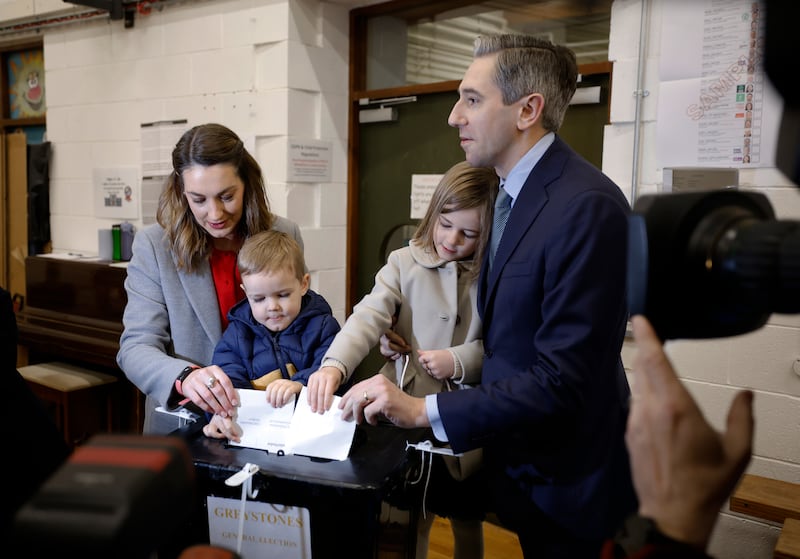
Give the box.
[339,35,636,558]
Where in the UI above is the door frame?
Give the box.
[346,1,612,311]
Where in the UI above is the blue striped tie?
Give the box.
[489,187,511,269]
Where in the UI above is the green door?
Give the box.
[353,75,609,379]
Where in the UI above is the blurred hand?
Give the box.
[626,315,754,549]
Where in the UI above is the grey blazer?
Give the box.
[116,217,303,434]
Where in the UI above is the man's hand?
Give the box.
[626,315,754,550]
[339,374,430,429]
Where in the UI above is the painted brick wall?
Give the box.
[608,1,800,557]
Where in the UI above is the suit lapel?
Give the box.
[480,138,569,312]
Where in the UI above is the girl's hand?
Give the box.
[264,379,302,408]
[307,367,343,414]
[417,349,455,381]
[379,330,412,361]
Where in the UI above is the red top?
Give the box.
[209,247,243,329]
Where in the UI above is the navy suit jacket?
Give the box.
[437,136,637,539]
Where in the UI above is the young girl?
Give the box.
[308,160,498,559]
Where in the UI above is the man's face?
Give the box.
[448,53,523,179]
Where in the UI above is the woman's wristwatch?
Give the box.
[166,365,197,410]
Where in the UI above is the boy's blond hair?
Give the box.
[237,230,306,281]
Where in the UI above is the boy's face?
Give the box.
[241,268,309,332]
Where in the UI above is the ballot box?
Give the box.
[174,420,428,559]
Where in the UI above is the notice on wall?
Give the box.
[207,496,311,559]
[141,119,188,175]
[93,167,139,219]
[656,0,780,168]
[410,173,443,219]
[139,119,188,223]
[288,139,332,182]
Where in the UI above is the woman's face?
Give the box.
[183,163,245,246]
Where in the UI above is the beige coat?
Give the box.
[324,239,483,397]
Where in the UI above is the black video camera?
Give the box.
[628,189,799,340]
[627,0,800,341]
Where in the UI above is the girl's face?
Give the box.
[183,163,245,248]
[433,206,481,262]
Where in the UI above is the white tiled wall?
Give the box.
[2,0,350,323]
[609,1,800,557]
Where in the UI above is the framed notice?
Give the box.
[93,167,139,219]
[288,139,332,182]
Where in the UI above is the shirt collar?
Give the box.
[501,132,555,206]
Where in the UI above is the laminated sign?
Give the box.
[207,496,311,559]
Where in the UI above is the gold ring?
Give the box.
[363,391,369,403]
[206,376,217,389]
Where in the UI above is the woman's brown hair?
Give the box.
[156,123,274,272]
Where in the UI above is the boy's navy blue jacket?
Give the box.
[212,289,343,391]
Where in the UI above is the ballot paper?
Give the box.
[229,387,356,461]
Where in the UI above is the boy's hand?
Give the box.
[264,379,302,408]
[307,366,343,414]
[203,413,242,442]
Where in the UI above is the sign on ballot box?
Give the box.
[207,496,311,558]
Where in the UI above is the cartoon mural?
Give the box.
[8,49,45,119]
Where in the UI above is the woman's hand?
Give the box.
[182,365,238,418]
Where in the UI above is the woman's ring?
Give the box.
[363,391,369,403]
[206,376,217,389]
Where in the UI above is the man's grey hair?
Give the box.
[474,34,578,132]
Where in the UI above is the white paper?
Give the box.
[286,387,356,461]
[410,174,442,219]
[230,389,296,454]
[229,387,356,461]
[656,0,781,169]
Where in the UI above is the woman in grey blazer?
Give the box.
[117,123,303,434]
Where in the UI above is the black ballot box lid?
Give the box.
[172,421,430,559]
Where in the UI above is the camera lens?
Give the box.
[628,190,800,340]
